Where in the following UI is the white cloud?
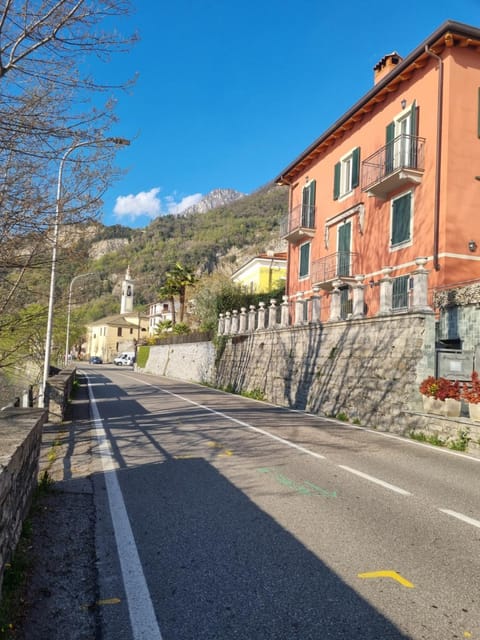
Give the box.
[113,188,204,223]
[166,193,203,215]
[114,187,161,221]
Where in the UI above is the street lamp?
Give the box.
[40,136,130,408]
[64,272,95,366]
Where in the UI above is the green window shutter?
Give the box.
[409,100,418,166]
[299,243,310,277]
[391,193,411,245]
[308,179,316,227]
[333,162,341,200]
[386,122,395,173]
[351,147,360,188]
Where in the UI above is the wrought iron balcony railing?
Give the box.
[311,251,359,289]
[361,134,425,197]
[281,203,315,242]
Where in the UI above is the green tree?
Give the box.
[159,263,197,324]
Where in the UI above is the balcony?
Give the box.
[281,203,315,243]
[361,134,425,199]
[311,251,359,290]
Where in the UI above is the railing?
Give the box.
[361,134,425,192]
[280,203,315,238]
[311,252,359,283]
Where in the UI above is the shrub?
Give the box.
[462,371,480,404]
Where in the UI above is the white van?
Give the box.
[113,352,135,366]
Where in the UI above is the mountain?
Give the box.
[179,188,245,216]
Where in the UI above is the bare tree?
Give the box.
[0,0,137,379]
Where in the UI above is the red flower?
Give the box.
[462,371,480,404]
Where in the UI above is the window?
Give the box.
[391,191,412,247]
[392,275,410,310]
[301,180,316,227]
[299,242,310,278]
[334,147,360,200]
[386,101,418,172]
[117,327,122,337]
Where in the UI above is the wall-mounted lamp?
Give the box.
[468,240,477,252]
[401,99,407,109]
[369,279,376,288]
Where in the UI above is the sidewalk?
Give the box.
[14,374,99,640]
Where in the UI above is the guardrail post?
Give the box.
[224,311,232,335]
[311,286,321,323]
[217,313,225,335]
[257,302,266,329]
[231,309,239,334]
[295,292,305,325]
[268,299,278,329]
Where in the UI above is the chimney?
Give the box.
[373,51,402,85]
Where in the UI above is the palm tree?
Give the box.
[159,263,196,324]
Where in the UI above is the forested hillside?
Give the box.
[88,182,288,305]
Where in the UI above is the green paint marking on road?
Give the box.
[256,467,336,498]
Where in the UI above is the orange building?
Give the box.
[275,20,480,326]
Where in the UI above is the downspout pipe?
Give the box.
[425,44,444,271]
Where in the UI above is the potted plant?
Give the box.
[436,377,462,418]
[419,376,462,416]
[419,376,443,414]
[461,371,480,422]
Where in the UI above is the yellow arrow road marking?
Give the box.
[358,570,414,588]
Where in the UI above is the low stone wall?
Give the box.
[406,412,480,457]
[137,342,216,384]
[0,408,47,594]
[46,367,76,423]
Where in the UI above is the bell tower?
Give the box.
[120,265,134,314]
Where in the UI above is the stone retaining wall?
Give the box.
[215,312,436,429]
[137,342,216,384]
[0,409,47,594]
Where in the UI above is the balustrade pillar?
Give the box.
[217,313,225,335]
[352,275,365,318]
[224,311,232,334]
[378,267,393,315]
[295,292,305,325]
[248,305,256,332]
[239,307,247,333]
[311,285,321,324]
[280,295,290,327]
[267,299,277,329]
[329,280,342,321]
[411,257,431,311]
[230,309,239,334]
[258,301,266,329]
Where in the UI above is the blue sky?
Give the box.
[101,0,480,228]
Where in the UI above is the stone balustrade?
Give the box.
[218,258,432,335]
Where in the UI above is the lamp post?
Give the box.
[64,272,95,367]
[40,136,130,408]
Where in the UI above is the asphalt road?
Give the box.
[82,364,480,640]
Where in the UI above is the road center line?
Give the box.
[86,375,163,640]
[128,377,327,460]
[438,509,480,529]
[337,465,411,495]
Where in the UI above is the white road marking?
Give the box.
[438,509,480,529]
[86,375,163,640]
[337,465,411,495]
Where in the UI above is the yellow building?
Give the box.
[231,252,287,294]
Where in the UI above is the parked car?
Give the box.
[89,356,103,364]
[113,352,135,366]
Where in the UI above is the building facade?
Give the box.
[275,20,480,338]
[231,251,287,294]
